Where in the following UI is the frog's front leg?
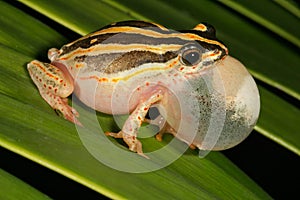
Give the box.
[106,90,164,158]
[27,60,81,125]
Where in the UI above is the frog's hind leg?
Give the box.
[155,122,177,142]
[27,60,81,125]
[142,108,177,142]
[146,114,197,149]
[153,120,197,149]
[106,91,164,158]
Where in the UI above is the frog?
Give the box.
[27,20,260,158]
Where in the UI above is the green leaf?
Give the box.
[18,0,136,35]
[274,0,300,18]
[256,86,300,155]
[1,0,299,199]
[219,0,300,47]
[0,169,51,200]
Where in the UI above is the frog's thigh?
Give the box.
[27,60,80,125]
[106,90,164,158]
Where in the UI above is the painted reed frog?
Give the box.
[27,21,260,158]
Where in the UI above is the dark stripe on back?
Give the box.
[104,51,178,74]
[100,33,189,45]
[61,33,118,56]
[61,33,190,56]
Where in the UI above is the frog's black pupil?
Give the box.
[183,51,200,66]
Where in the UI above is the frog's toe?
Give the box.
[155,132,163,142]
[189,144,197,149]
[55,103,82,126]
[71,107,80,118]
[105,131,124,138]
[137,151,149,159]
[126,136,149,159]
[105,131,149,158]
[65,110,82,126]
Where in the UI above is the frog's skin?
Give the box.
[27,21,259,158]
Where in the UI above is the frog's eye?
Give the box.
[180,45,202,66]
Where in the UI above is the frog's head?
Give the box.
[174,23,228,75]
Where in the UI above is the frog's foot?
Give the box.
[189,144,197,149]
[53,96,82,126]
[106,131,149,159]
[154,121,197,150]
[27,60,81,126]
[155,122,177,142]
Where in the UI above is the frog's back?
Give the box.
[54,20,226,80]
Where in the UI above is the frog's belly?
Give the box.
[73,80,130,114]
[73,78,168,115]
